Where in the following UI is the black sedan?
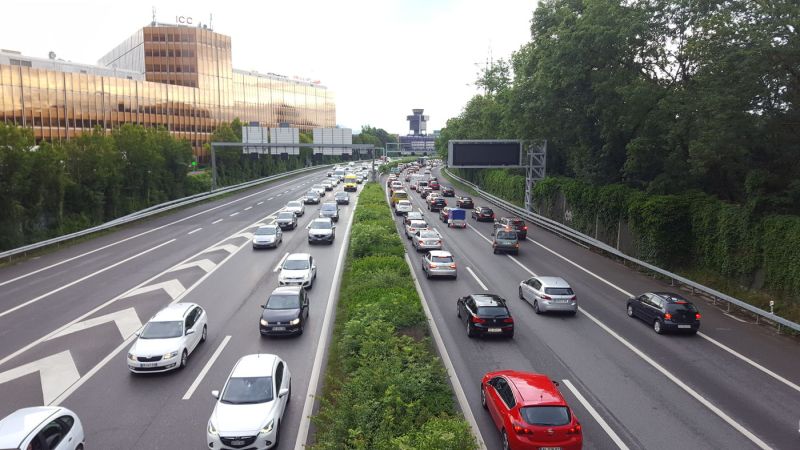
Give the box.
[260,286,309,336]
[626,292,701,334]
[441,186,455,197]
[457,294,514,338]
[335,191,350,205]
[303,191,320,204]
[472,206,495,222]
[456,196,474,209]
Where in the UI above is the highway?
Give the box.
[388,167,800,450]
[0,166,360,449]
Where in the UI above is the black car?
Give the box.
[494,217,528,239]
[259,286,309,336]
[626,292,701,334]
[456,196,474,209]
[428,197,447,212]
[275,211,298,230]
[319,202,340,222]
[303,191,320,204]
[457,294,514,338]
[472,206,495,222]
[441,186,455,197]
[335,192,350,205]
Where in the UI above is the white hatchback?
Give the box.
[0,406,84,450]
[278,253,317,289]
[207,354,291,450]
[285,200,305,216]
[127,303,208,373]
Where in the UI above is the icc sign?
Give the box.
[176,15,193,25]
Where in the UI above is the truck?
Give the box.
[446,208,467,228]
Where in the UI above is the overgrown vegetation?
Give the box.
[312,183,476,450]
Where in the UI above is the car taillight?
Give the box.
[471,316,486,324]
[512,421,533,435]
[570,295,577,301]
[491,214,495,218]
[695,313,702,319]
[449,263,457,269]
[429,264,437,268]
[503,317,514,323]
[567,423,582,435]
[664,313,672,320]
[522,226,528,230]
[541,294,552,300]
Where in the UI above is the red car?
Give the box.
[481,370,582,450]
[429,180,440,190]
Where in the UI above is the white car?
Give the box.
[127,303,207,373]
[311,184,326,196]
[279,253,317,289]
[0,406,84,450]
[285,201,305,216]
[307,217,336,245]
[395,200,413,216]
[207,354,291,450]
[405,219,429,239]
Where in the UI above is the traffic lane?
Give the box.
[406,215,759,450]
[62,187,354,449]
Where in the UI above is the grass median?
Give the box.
[311,182,477,450]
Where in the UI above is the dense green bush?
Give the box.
[312,182,476,450]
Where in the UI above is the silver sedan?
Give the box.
[518,276,578,315]
[412,229,443,252]
[421,250,457,279]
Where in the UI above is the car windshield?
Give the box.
[255,227,277,235]
[311,221,332,229]
[419,231,438,238]
[431,256,453,263]
[267,294,300,309]
[667,302,698,313]
[336,193,347,198]
[277,212,294,219]
[306,191,317,197]
[544,287,574,295]
[284,259,309,270]
[477,306,508,317]
[140,321,183,339]
[287,202,301,208]
[410,221,427,228]
[461,197,472,201]
[407,213,423,220]
[511,219,525,227]
[520,406,571,426]
[497,231,517,240]
[221,376,273,404]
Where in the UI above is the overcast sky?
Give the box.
[1,0,537,135]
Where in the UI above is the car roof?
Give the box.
[231,354,278,378]
[535,276,571,288]
[312,217,333,223]
[286,253,311,261]
[500,371,565,405]
[270,286,302,296]
[151,302,196,321]
[287,200,301,205]
[470,294,506,307]
[258,223,280,229]
[322,202,337,206]
[651,292,690,303]
[409,219,427,225]
[428,250,452,257]
[0,407,64,447]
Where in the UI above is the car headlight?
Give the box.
[127,353,136,361]
[260,419,274,435]
[260,319,269,326]
[163,351,178,359]
[289,318,300,325]
[208,422,219,436]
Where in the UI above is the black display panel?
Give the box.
[449,141,521,167]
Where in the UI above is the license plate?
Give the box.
[678,324,691,329]
[488,328,502,333]
[230,440,245,446]
[554,299,569,303]
[272,327,286,331]
[140,362,158,368]
[540,448,562,450]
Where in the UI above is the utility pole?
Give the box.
[211,144,218,192]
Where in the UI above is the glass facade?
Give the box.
[0,24,335,161]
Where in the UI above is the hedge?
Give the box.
[311,182,476,450]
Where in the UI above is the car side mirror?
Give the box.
[211,390,220,399]
[185,329,195,336]
[628,297,636,302]
[278,388,290,398]
[312,265,316,270]
[332,225,336,229]
[261,304,266,309]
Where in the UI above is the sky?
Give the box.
[1,0,538,135]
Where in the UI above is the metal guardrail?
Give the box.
[443,168,800,334]
[0,162,369,260]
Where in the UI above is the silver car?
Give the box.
[405,219,429,239]
[285,200,305,216]
[252,224,283,248]
[412,229,442,252]
[421,251,457,279]
[518,276,577,315]
[404,211,424,226]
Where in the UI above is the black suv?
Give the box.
[626,292,701,334]
[494,217,528,239]
[456,196,474,209]
[472,206,495,222]
[428,197,447,212]
[456,294,514,338]
[441,186,455,197]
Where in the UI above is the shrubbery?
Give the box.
[312,182,476,450]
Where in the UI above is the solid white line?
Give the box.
[257,201,264,205]
[466,267,488,290]
[561,379,629,450]
[244,206,253,211]
[182,335,231,400]
[0,239,176,320]
[507,255,536,277]
[212,219,223,224]
[295,192,359,450]
[697,332,800,394]
[267,197,274,201]
[722,313,748,323]
[229,212,239,217]
[187,228,202,235]
[579,307,771,449]
[274,252,289,273]
[468,223,492,244]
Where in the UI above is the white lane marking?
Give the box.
[267,197,274,201]
[257,201,264,205]
[530,237,800,396]
[244,206,253,211]
[169,259,216,274]
[188,228,202,235]
[183,335,231,400]
[561,379,629,450]
[404,253,487,449]
[295,192,360,450]
[466,267,488,290]
[122,279,186,300]
[0,239,176,319]
[234,232,255,240]
[0,175,315,287]
[579,307,771,449]
[48,307,142,340]
[507,255,536,276]
[0,350,79,405]
[274,252,290,273]
[204,244,239,254]
[276,193,282,197]
[212,219,223,224]
[468,223,492,244]
[722,313,748,323]
[697,332,800,394]
[229,212,239,217]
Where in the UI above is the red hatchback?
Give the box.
[481,371,582,450]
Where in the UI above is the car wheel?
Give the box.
[627,304,635,318]
[274,420,281,446]
[76,446,84,450]
[501,429,510,450]
[426,270,431,279]
[201,325,207,343]
[654,320,663,334]
[466,321,476,338]
[480,385,487,409]
[298,322,304,335]
[569,310,578,317]
[457,304,461,318]
[518,287,524,300]
[180,350,188,369]
[533,300,541,315]
[493,248,498,254]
